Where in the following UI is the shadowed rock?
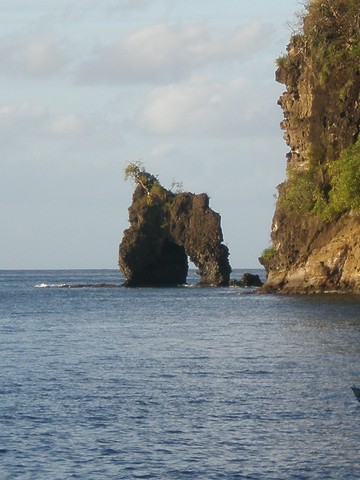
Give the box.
[119,181,231,287]
[230,273,263,288]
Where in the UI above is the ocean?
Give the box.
[1,269,360,479]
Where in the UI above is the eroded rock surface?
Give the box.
[261,0,360,293]
[119,181,231,286]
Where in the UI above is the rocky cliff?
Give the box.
[119,166,231,286]
[261,0,360,293]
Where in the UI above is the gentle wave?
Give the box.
[35,283,123,288]
[34,282,241,289]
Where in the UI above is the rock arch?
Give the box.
[119,184,231,286]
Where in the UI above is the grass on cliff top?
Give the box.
[277,0,360,85]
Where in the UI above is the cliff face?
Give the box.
[119,179,231,286]
[262,0,360,293]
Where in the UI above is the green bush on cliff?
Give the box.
[280,166,327,215]
[275,54,288,69]
[281,139,360,219]
[261,246,276,264]
[328,138,360,214]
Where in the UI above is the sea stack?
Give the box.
[119,164,231,286]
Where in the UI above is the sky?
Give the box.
[0,0,303,270]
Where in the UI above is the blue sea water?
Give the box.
[1,269,360,479]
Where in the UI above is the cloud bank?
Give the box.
[0,34,65,77]
[79,21,272,84]
[136,77,276,137]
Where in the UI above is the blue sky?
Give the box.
[1,0,302,269]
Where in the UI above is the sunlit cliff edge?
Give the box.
[261,0,360,293]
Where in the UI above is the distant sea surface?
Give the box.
[1,269,360,479]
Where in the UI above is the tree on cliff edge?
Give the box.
[124,161,159,197]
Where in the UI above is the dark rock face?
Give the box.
[230,273,263,288]
[241,273,263,287]
[119,185,231,286]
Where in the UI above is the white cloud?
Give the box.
[23,36,64,75]
[47,114,87,138]
[0,34,65,77]
[0,101,126,162]
[136,76,277,137]
[60,0,152,20]
[79,21,272,84]
[0,103,48,142]
[109,0,151,10]
[151,143,175,158]
[0,102,48,121]
[0,103,93,150]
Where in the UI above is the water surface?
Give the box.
[1,270,360,479]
